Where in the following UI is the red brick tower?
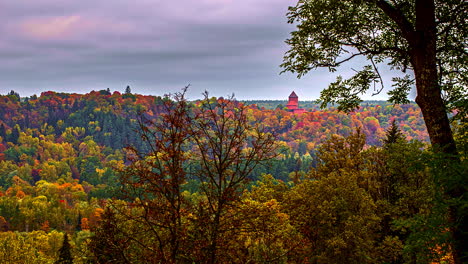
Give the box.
[286,91,299,110]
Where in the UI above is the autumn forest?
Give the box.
[0,88,465,263]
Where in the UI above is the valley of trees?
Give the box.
[0,88,465,263]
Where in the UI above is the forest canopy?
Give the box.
[0,89,465,262]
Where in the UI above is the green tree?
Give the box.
[287,172,381,263]
[383,119,405,145]
[0,124,6,140]
[9,124,20,144]
[7,90,20,101]
[56,233,73,264]
[88,207,131,263]
[284,131,382,263]
[381,139,448,263]
[281,0,467,261]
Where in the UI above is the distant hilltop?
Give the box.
[0,89,428,156]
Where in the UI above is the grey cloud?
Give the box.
[0,0,392,100]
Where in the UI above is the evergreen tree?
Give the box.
[383,119,404,145]
[7,90,20,101]
[0,124,6,141]
[56,233,73,264]
[76,213,82,231]
[125,85,131,94]
[8,124,20,144]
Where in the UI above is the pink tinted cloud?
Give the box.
[20,15,82,39]
[19,15,134,40]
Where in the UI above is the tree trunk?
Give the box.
[208,202,223,264]
[413,66,457,155]
[412,0,457,156]
[412,1,466,262]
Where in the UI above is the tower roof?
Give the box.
[289,91,298,98]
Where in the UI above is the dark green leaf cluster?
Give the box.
[316,65,379,112]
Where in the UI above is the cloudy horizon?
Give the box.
[1,0,402,100]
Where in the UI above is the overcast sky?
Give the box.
[0,0,398,100]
